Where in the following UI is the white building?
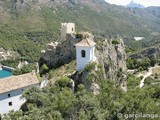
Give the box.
[134,37,145,41]
[61,23,75,40]
[75,38,96,71]
[0,72,39,114]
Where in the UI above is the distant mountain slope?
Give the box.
[130,41,160,59]
[0,0,160,61]
[126,0,145,8]
[0,0,160,37]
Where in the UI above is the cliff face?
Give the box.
[40,34,82,68]
[96,38,127,81]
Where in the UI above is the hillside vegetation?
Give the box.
[3,71,160,119]
[0,0,160,62]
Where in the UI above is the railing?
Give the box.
[2,66,15,71]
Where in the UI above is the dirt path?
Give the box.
[139,65,160,88]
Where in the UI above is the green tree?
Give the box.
[58,76,70,88]
[150,55,158,67]
[40,64,49,74]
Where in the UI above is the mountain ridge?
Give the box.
[126,0,145,8]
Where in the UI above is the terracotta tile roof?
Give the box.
[0,73,39,94]
[75,38,96,47]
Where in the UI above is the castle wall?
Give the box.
[61,23,75,40]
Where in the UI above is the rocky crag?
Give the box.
[0,48,18,61]
[40,33,82,68]
[72,38,127,93]
[41,32,127,92]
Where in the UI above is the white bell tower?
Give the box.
[75,38,96,71]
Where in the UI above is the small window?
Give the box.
[72,28,74,31]
[81,50,86,58]
[8,94,10,97]
[9,102,12,106]
[21,89,23,91]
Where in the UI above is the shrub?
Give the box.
[84,62,95,72]
[112,38,120,45]
[138,66,143,72]
[78,84,85,92]
[40,64,49,74]
[58,76,70,88]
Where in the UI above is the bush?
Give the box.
[40,64,49,74]
[138,66,143,72]
[84,62,95,72]
[78,84,85,92]
[112,38,120,45]
[58,76,70,88]
[13,64,35,75]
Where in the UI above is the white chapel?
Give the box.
[75,38,96,71]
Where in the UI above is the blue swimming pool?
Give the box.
[0,69,12,79]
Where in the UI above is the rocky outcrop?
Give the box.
[72,38,127,93]
[41,33,127,92]
[40,34,82,68]
[96,38,127,81]
[0,48,18,61]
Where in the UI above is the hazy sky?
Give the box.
[105,0,160,7]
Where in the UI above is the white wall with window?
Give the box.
[76,46,96,71]
[0,84,39,114]
[0,88,26,114]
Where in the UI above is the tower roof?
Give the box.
[75,38,96,47]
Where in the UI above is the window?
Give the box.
[8,94,10,97]
[9,102,12,106]
[72,28,74,31]
[81,50,86,58]
[22,89,23,91]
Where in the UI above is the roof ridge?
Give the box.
[86,38,91,46]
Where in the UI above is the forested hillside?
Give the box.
[0,0,160,62]
[3,68,160,119]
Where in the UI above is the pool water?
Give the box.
[0,69,13,79]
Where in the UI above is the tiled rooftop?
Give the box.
[0,72,39,94]
[75,38,96,47]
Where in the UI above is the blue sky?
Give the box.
[105,0,160,7]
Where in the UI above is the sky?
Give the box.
[105,0,160,7]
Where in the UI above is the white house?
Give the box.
[0,72,39,115]
[134,37,145,41]
[61,23,75,40]
[75,38,96,71]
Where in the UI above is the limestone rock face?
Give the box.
[40,34,81,67]
[96,38,127,81]
[72,38,127,93]
[0,48,18,61]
